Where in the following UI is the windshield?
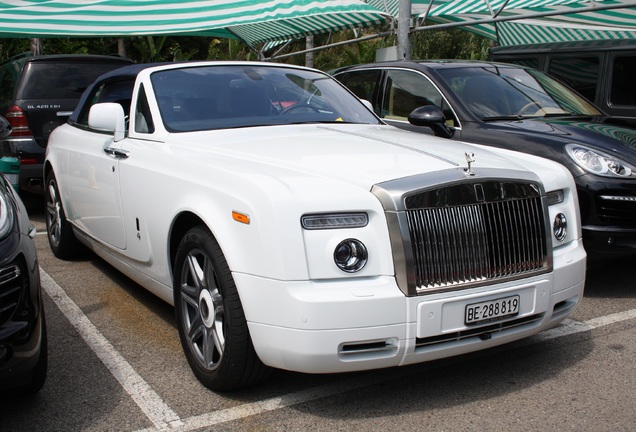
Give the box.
[150,65,381,132]
[437,65,602,120]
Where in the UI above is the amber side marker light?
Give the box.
[232,211,250,224]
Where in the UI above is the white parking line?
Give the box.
[40,269,184,431]
[41,266,636,432]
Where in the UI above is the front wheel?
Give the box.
[45,171,83,259]
[173,226,269,391]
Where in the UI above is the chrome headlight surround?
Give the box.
[566,144,634,178]
[334,239,368,273]
[553,213,568,242]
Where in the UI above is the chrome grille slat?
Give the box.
[407,194,548,293]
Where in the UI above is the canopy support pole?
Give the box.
[397,0,412,60]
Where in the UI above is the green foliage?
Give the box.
[411,28,491,61]
[0,28,491,66]
[206,37,255,61]
[0,38,123,60]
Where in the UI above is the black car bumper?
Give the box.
[577,176,636,258]
[582,226,636,258]
[0,225,46,392]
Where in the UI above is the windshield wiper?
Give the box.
[483,111,580,121]
[481,115,524,121]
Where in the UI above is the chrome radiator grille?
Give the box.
[404,181,549,293]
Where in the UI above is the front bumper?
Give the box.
[0,227,45,391]
[236,240,586,374]
[577,176,636,257]
[583,225,636,258]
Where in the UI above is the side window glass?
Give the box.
[0,61,20,109]
[77,79,135,128]
[336,70,381,113]
[547,56,599,102]
[134,84,154,133]
[610,55,636,107]
[382,70,457,127]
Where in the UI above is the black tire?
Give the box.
[173,225,270,391]
[45,171,83,259]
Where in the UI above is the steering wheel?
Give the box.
[280,104,320,115]
[518,101,542,116]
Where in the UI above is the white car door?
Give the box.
[65,80,132,250]
[66,126,127,250]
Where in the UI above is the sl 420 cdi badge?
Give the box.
[44,61,586,391]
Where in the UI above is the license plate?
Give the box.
[465,295,520,325]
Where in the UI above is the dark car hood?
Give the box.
[500,116,636,153]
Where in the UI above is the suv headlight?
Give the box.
[566,144,634,178]
[0,182,15,239]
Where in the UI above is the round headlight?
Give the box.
[553,213,567,242]
[334,239,367,273]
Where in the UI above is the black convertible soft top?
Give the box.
[69,62,170,123]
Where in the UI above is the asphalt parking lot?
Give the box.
[1,193,635,432]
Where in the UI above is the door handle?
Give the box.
[104,147,130,158]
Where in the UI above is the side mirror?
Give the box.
[360,99,373,111]
[88,102,126,142]
[0,116,11,140]
[407,106,454,139]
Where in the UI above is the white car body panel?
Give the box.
[45,61,586,378]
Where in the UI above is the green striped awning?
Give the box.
[365,0,636,46]
[0,0,392,47]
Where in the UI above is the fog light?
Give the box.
[334,239,367,272]
[553,213,567,242]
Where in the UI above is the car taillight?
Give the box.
[4,105,32,137]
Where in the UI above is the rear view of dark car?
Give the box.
[0,54,133,194]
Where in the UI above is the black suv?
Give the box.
[0,53,133,194]
[490,40,636,126]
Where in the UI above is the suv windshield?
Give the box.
[151,65,381,132]
[437,65,602,120]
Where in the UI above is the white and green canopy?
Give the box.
[366,0,636,46]
[0,0,391,47]
[3,0,636,53]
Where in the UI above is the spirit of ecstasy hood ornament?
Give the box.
[464,152,475,176]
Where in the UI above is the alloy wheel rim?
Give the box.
[46,181,62,246]
[180,248,225,371]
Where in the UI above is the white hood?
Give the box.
[165,123,567,192]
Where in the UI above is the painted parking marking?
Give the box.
[41,267,636,432]
[40,269,184,431]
